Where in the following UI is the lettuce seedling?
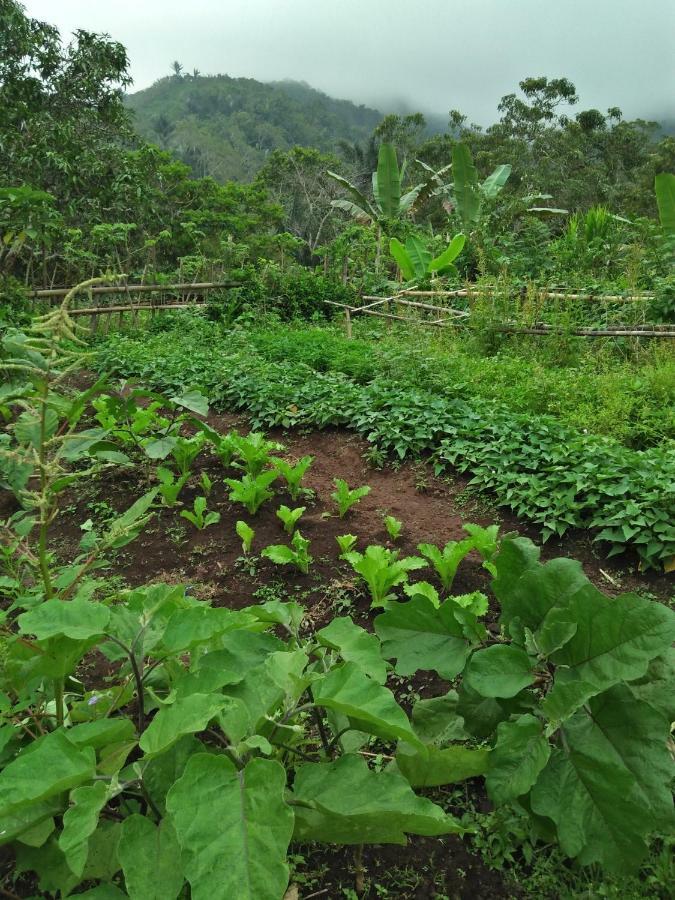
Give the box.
[384,515,403,542]
[270,455,313,501]
[230,432,284,476]
[225,470,277,514]
[343,545,426,607]
[235,520,255,555]
[417,538,475,593]
[156,467,190,507]
[180,495,220,530]
[276,505,306,535]
[262,530,313,574]
[336,534,358,558]
[331,478,371,518]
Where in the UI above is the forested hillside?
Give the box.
[126,72,383,181]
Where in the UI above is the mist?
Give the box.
[21,0,675,125]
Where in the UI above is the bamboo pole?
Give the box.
[29,281,238,299]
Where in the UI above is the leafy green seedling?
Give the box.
[180,496,220,530]
[331,478,371,518]
[343,545,426,607]
[171,432,207,476]
[230,432,284,476]
[225,470,277,514]
[200,471,213,497]
[463,523,500,575]
[270,455,313,501]
[262,530,313,574]
[336,534,358,558]
[417,538,475,593]
[156,467,190,507]
[276,505,306,535]
[235,520,255,555]
[384,515,403,542]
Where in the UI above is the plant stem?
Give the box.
[53,678,64,727]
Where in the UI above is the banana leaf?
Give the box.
[375,143,401,219]
[452,144,481,230]
[429,233,466,272]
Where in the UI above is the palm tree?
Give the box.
[171,61,183,79]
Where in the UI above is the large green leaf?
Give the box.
[395,743,489,788]
[312,662,423,751]
[464,644,536,698]
[544,589,675,723]
[389,237,415,280]
[166,754,293,900]
[59,781,108,878]
[374,596,473,680]
[292,754,462,844]
[140,694,246,757]
[530,695,666,873]
[317,616,387,683]
[452,143,481,229]
[404,234,432,278]
[410,691,467,744]
[19,599,110,641]
[481,164,512,199]
[429,232,466,272]
[0,730,96,821]
[374,142,401,218]
[485,714,550,804]
[326,171,376,222]
[118,815,184,900]
[655,172,675,233]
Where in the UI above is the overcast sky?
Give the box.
[22,0,675,124]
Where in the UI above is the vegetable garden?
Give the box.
[1,4,674,896]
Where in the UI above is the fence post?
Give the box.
[345,307,352,339]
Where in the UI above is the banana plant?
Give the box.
[655,172,675,235]
[450,143,511,232]
[389,232,465,280]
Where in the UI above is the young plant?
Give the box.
[180,495,220,530]
[417,538,475,593]
[171,432,207,476]
[463,523,500,574]
[235,519,255,555]
[262,530,313,574]
[225,470,277,514]
[200,471,213,497]
[270,454,313,501]
[156,466,190,507]
[230,431,284,476]
[384,514,403,542]
[336,533,358,558]
[331,478,371,518]
[276,505,306,535]
[343,545,426,607]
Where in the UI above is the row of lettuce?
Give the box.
[97,318,675,571]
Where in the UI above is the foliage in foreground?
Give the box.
[98,324,675,570]
[1,297,673,897]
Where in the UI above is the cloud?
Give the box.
[22,0,675,124]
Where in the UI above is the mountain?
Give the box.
[125,74,383,182]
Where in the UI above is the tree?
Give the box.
[171,60,184,78]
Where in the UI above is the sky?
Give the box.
[22,0,675,125]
